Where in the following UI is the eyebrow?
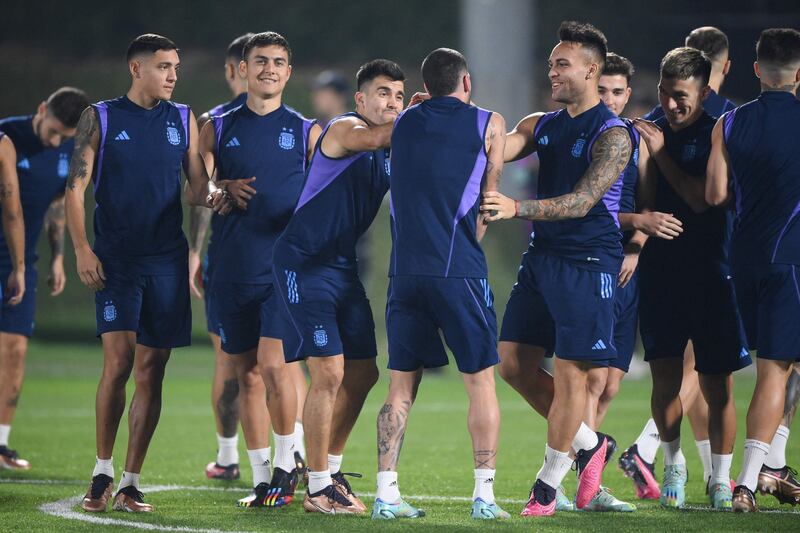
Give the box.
[253,55,285,61]
[376,85,404,96]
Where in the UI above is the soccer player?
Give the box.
[198,31,320,507]
[480,21,633,516]
[374,47,507,521]
[633,47,750,510]
[0,88,87,470]
[271,59,405,514]
[65,34,233,513]
[645,26,736,121]
[188,32,251,482]
[706,27,800,512]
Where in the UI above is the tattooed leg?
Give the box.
[782,364,800,427]
[377,369,422,472]
[0,333,29,425]
[463,367,500,470]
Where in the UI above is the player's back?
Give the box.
[91,96,190,265]
[389,97,490,278]
[0,116,72,269]
[724,91,800,265]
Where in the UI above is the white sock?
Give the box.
[571,423,599,453]
[0,424,10,447]
[473,469,496,504]
[711,453,733,486]
[92,456,114,478]
[308,468,332,494]
[764,425,790,469]
[736,439,770,492]
[328,453,343,475]
[695,439,712,483]
[661,438,686,466]
[117,471,139,492]
[634,418,661,464]
[537,445,574,490]
[273,432,296,473]
[376,471,401,503]
[247,447,272,487]
[295,421,306,458]
[216,434,239,467]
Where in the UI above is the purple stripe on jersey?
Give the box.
[586,118,626,163]
[301,119,316,173]
[175,103,190,148]
[444,110,491,276]
[722,108,738,143]
[772,201,800,263]
[294,151,363,212]
[793,266,800,304]
[208,104,225,118]
[92,102,109,193]
[533,110,559,139]
[213,115,224,160]
[602,173,624,228]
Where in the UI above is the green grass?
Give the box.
[1,340,798,531]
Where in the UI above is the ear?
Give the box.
[285,64,292,81]
[463,73,471,94]
[586,62,598,80]
[238,60,247,79]
[753,61,761,80]
[701,84,711,100]
[129,60,140,79]
[225,63,235,83]
[36,101,47,118]
[422,82,430,94]
[722,59,731,76]
[354,91,365,110]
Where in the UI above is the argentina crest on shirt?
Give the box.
[166,120,181,146]
[278,127,295,150]
[571,135,586,158]
[682,141,697,162]
[57,153,69,178]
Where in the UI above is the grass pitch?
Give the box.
[1,340,798,532]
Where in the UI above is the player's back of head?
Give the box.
[685,26,729,63]
[356,59,405,91]
[126,34,178,62]
[421,48,467,97]
[227,33,255,62]
[603,52,635,82]
[756,28,800,70]
[558,20,608,69]
[242,31,292,63]
[660,47,712,86]
[46,87,90,128]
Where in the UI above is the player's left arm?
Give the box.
[306,123,322,164]
[481,126,631,221]
[705,117,732,207]
[43,195,66,296]
[0,136,25,305]
[476,112,506,241]
[183,110,234,214]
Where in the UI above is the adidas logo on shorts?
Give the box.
[591,339,607,351]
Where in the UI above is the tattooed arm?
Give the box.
[477,112,506,242]
[481,126,632,221]
[0,136,25,305]
[65,106,106,290]
[44,196,66,295]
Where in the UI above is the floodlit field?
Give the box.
[1,340,797,532]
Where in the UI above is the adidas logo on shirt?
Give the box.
[226,137,241,148]
[17,158,30,169]
[114,130,131,141]
[591,339,607,351]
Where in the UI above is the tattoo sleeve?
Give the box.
[783,366,800,425]
[188,204,212,253]
[377,400,412,471]
[67,107,98,191]
[516,127,632,220]
[45,198,66,257]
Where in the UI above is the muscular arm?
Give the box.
[503,113,542,163]
[0,136,25,274]
[477,112,506,241]
[306,123,322,163]
[705,118,732,207]
[44,196,66,259]
[515,127,632,220]
[184,111,226,207]
[65,106,98,254]
[188,119,220,253]
[321,116,393,158]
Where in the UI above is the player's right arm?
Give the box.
[0,136,26,304]
[503,113,543,163]
[322,116,393,158]
[477,112,506,242]
[705,118,732,207]
[65,106,105,291]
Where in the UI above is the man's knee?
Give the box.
[309,357,345,392]
[134,348,170,386]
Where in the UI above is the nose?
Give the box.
[50,134,62,147]
[548,66,557,80]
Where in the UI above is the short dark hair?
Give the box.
[242,32,292,63]
[421,48,466,97]
[685,26,729,62]
[356,59,405,91]
[558,21,608,68]
[45,87,90,128]
[660,47,712,87]
[602,52,635,82]
[757,28,800,68]
[126,34,178,62]
[227,33,254,62]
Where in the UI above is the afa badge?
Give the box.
[279,127,295,150]
[682,143,697,162]
[103,301,117,322]
[166,121,181,146]
[571,138,586,158]
[313,326,328,348]
[58,153,69,178]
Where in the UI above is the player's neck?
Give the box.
[565,91,600,117]
[126,88,161,110]
[246,93,282,116]
[708,73,724,93]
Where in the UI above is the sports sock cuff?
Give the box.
[93,456,114,478]
[572,422,599,452]
[0,424,10,446]
[328,453,343,474]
